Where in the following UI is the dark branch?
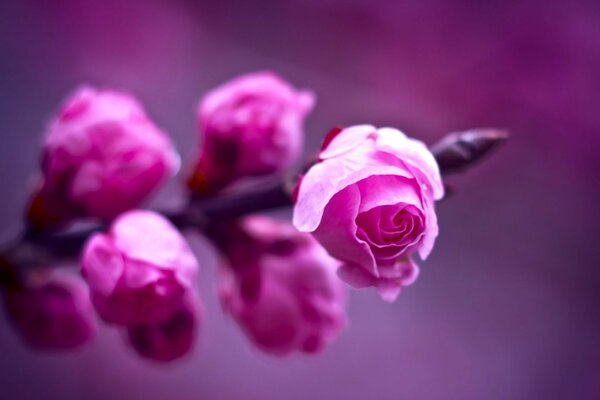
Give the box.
[0,128,508,271]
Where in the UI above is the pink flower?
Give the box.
[218,216,346,356]
[81,210,198,326]
[126,295,200,363]
[29,86,179,227]
[4,272,96,350]
[293,125,444,302]
[189,72,314,194]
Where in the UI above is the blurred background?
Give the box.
[0,0,599,399]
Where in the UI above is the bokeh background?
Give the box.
[1,0,599,399]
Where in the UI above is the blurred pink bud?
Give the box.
[4,272,96,350]
[293,125,444,302]
[189,72,315,195]
[81,210,198,326]
[126,295,201,363]
[28,86,179,228]
[219,216,346,356]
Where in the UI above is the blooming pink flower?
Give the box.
[293,125,444,302]
[218,215,346,356]
[81,210,198,326]
[126,295,200,363]
[4,272,96,350]
[29,86,179,227]
[189,72,314,194]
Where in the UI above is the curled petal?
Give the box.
[81,234,124,297]
[376,127,444,200]
[312,185,377,277]
[319,124,375,159]
[293,146,412,232]
[337,257,419,302]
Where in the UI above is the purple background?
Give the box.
[1,1,599,399]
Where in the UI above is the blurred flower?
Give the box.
[293,125,444,302]
[189,72,314,195]
[81,210,198,326]
[218,215,346,356]
[4,271,95,350]
[126,295,200,363]
[27,86,179,228]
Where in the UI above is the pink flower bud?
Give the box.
[29,86,179,227]
[126,295,200,363]
[218,216,346,356]
[293,125,444,302]
[189,72,315,195]
[81,210,198,326]
[4,272,96,350]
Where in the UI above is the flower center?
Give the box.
[356,204,425,258]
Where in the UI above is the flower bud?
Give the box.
[430,128,509,174]
[293,125,444,302]
[4,272,96,350]
[81,210,198,326]
[218,216,346,356]
[126,295,200,363]
[189,72,314,195]
[28,86,179,228]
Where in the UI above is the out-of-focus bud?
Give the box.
[218,215,346,356]
[27,86,179,230]
[81,210,198,326]
[188,72,315,195]
[4,271,96,350]
[126,295,200,363]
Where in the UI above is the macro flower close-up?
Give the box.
[0,1,598,400]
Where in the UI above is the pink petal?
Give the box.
[110,210,188,269]
[319,124,375,160]
[293,146,413,232]
[356,174,423,214]
[81,234,124,296]
[375,127,444,200]
[336,263,377,289]
[122,258,164,289]
[418,197,439,260]
[312,185,377,277]
[337,257,419,303]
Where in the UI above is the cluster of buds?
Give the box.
[0,72,505,362]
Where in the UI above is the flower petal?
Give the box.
[418,197,439,260]
[312,185,378,277]
[376,127,444,200]
[111,210,189,269]
[319,124,375,160]
[338,257,419,302]
[81,234,124,296]
[293,146,413,232]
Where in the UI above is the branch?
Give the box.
[0,128,508,270]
